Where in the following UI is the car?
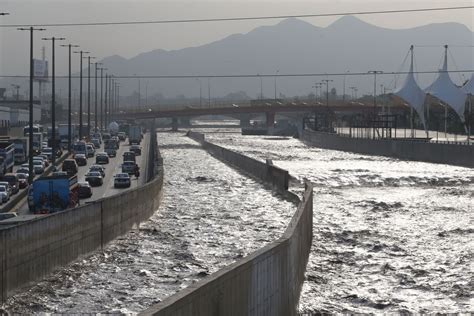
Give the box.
[17,167,30,175]
[96,153,109,164]
[91,138,101,149]
[117,132,126,141]
[41,147,53,161]
[74,153,87,166]
[33,156,46,168]
[130,145,142,156]
[89,165,106,177]
[1,173,20,194]
[0,185,10,203]
[62,159,78,176]
[122,161,137,174]
[85,171,103,187]
[16,173,29,189]
[123,151,136,163]
[114,173,131,188]
[37,154,50,167]
[78,182,93,198]
[0,182,12,197]
[104,147,116,157]
[32,160,45,174]
[86,144,95,158]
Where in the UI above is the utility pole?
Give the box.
[60,43,79,151]
[74,50,89,140]
[18,26,45,183]
[42,36,65,165]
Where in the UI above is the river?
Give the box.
[204,129,473,313]
[2,131,294,313]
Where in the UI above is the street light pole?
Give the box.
[104,73,108,128]
[74,50,89,140]
[208,77,211,108]
[368,70,383,138]
[84,55,95,137]
[99,68,107,130]
[196,78,202,107]
[322,79,334,130]
[42,36,65,165]
[274,70,279,100]
[18,27,45,183]
[343,70,350,102]
[94,62,102,133]
[60,43,79,152]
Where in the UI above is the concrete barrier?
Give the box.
[0,132,164,302]
[302,130,474,168]
[141,181,313,316]
[187,131,289,192]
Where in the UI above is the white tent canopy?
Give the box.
[394,49,427,131]
[425,48,467,123]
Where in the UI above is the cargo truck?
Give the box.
[128,126,141,145]
[27,174,79,214]
[0,142,14,176]
[32,132,43,155]
[58,124,72,149]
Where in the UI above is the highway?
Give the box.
[10,134,149,215]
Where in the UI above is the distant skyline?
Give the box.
[1,0,473,76]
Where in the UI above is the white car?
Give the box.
[114,173,131,188]
[32,160,45,174]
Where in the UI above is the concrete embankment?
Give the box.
[187,131,290,192]
[302,130,474,168]
[142,131,312,316]
[0,131,164,302]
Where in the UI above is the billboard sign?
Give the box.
[33,59,49,82]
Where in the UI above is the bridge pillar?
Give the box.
[240,114,251,127]
[266,112,275,128]
[171,117,178,131]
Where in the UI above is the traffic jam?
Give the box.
[0,123,144,218]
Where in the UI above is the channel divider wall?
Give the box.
[302,130,474,168]
[141,131,313,316]
[0,129,163,302]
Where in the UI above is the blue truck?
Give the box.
[27,174,79,214]
[0,142,15,176]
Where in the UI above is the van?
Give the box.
[62,159,78,176]
[1,173,19,194]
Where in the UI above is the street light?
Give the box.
[94,62,102,132]
[61,39,77,151]
[274,70,279,100]
[343,70,350,102]
[42,36,65,165]
[196,78,202,107]
[368,70,383,119]
[73,50,89,140]
[208,77,211,108]
[18,26,46,183]
[99,67,107,130]
[322,79,334,131]
[83,55,95,137]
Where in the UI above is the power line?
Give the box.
[1,69,473,79]
[0,6,473,28]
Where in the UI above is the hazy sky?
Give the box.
[1,0,473,76]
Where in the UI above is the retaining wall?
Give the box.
[0,131,164,302]
[142,181,313,316]
[302,130,474,168]
[187,131,289,192]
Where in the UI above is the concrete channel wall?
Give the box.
[0,131,164,302]
[302,130,474,168]
[187,131,289,192]
[142,181,313,316]
[141,131,312,316]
